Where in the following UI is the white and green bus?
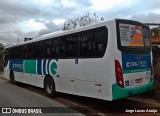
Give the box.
[3,19,154,100]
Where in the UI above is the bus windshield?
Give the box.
[116,19,151,54]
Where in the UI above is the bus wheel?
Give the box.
[44,77,56,98]
[10,72,16,84]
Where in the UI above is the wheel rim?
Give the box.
[47,82,52,94]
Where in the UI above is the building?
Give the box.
[151,26,160,98]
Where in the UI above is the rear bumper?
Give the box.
[112,78,154,100]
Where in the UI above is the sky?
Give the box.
[0,0,160,45]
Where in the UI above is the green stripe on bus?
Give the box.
[112,79,154,100]
[51,62,57,75]
[123,68,150,74]
[24,60,36,74]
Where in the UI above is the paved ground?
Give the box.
[1,73,160,116]
[0,77,84,116]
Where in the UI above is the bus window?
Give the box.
[66,35,78,57]
[119,24,144,47]
[23,45,28,59]
[19,46,23,59]
[94,29,107,57]
[13,47,16,59]
[60,38,68,57]
[27,44,33,59]
[117,19,151,54]
[33,43,37,59]
[16,46,22,59]
[33,41,44,59]
[79,31,93,57]
[38,42,44,58]
[10,48,13,59]
[45,39,52,58]
[52,39,59,58]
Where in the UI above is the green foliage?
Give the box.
[0,49,3,59]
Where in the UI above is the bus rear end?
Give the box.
[112,19,154,100]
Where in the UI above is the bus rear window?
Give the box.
[119,23,150,47]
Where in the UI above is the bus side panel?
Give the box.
[11,60,44,88]
[101,22,117,101]
[14,72,22,82]
[7,59,61,89]
[101,54,115,101]
[59,59,81,95]
[8,59,23,83]
[81,58,103,99]
[3,61,10,80]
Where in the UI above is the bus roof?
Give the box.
[4,19,115,49]
[5,19,146,49]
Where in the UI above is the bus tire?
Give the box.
[10,71,16,84]
[44,76,56,98]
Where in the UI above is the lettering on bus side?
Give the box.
[9,59,58,77]
[9,60,23,72]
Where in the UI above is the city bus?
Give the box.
[3,19,154,101]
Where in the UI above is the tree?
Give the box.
[0,50,3,59]
[62,12,104,31]
[0,43,4,60]
[0,43,4,72]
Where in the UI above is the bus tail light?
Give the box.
[115,60,124,88]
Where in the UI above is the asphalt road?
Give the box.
[0,78,84,116]
[1,75,160,116]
